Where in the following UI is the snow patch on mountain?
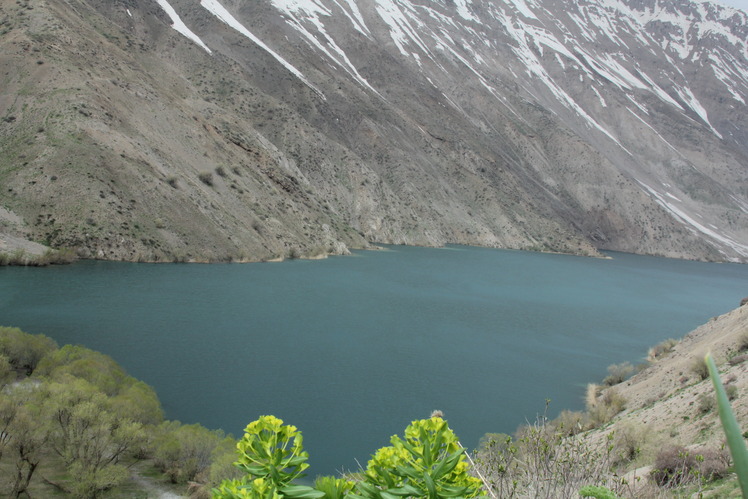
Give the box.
[273,0,370,36]
[374,0,432,57]
[453,0,478,22]
[200,0,323,97]
[156,0,212,53]
[672,84,723,137]
[271,0,379,92]
[638,180,748,259]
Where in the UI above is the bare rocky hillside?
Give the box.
[1,0,747,262]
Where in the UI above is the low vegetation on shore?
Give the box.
[0,247,76,266]
[2,302,747,497]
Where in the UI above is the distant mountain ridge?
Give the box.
[0,0,747,261]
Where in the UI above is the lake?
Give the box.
[1,245,747,475]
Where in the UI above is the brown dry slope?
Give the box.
[585,302,748,495]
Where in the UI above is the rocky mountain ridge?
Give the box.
[1,0,747,262]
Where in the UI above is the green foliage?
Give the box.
[214,415,323,499]
[0,326,57,374]
[0,382,49,497]
[153,421,231,484]
[35,344,130,396]
[111,380,164,425]
[199,171,214,186]
[579,485,619,498]
[314,476,356,499]
[0,326,228,497]
[706,353,748,497]
[0,354,14,386]
[215,415,484,499]
[353,416,484,499]
[45,378,147,497]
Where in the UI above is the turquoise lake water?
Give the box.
[1,245,747,475]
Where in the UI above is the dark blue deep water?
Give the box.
[1,245,747,475]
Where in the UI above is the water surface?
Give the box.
[1,245,746,474]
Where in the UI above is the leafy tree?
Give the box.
[0,326,57,375]
[35,344,131,396]
[0,381,51,498]
[153,421,230,484]
[45,377,146,497]
[111,380,164,425]
[0,354,14,387]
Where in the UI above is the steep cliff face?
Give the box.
[1,0,746,262]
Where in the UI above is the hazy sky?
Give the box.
[717,0,748,12]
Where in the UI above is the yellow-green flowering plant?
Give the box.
[214,477,284,499]
[214,415,485,499]
[214,415,324,499]
[351,416,485,499]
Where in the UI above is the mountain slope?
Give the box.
[1,0,747,262]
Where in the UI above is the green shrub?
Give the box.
[198,172,214,186]
[579,485,619,498]
[729,354,748,366]
[726,384,738,401]
[689,357,709,381]
[552,410,588,436]
[651,446,700,487]
[0,326,58,374]
[738,332,748,352]
[153,422,228,484]
[697,393,715,415]
[0,354,14,386]
[648,338,678,361]
[651,445,729,488]
[603,362,634,386]
[35,344,131,396]
[611,423,648,466]
[588,388,627,427]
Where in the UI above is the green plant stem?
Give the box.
[705,353,748,496]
